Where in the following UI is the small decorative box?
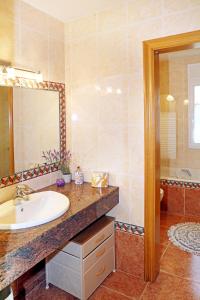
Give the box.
[56,178,65,187]
[91,172,109,188]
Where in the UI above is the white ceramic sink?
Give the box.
[0,191,70,230]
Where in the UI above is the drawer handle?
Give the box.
[96,266,106,277]
[96,247,106,258]
[95,234,105,244]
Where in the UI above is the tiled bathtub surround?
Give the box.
[161,179,200,216]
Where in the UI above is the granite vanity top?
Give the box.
[0,182,119,291]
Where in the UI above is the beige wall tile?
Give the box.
[163,8,200,36]
[49,39,65,82]
[21,1,49,34]
[20,26,48,79]
[65,1,200,227]
[0,0,65,81]
[69,15,97,41]
[69,37,97,88]
[163,0,190,14]
[48,16,65,42]
[128,0,162,23]
[97,6,127,33]
[190,0,200,5]
[97,29,128,77]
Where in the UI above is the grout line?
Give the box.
[114,269,145,281]
[160,269,200,285]
[100,285,133,300]
[139,282,149,300]
[160,240,170,261]
[101,270,147,299]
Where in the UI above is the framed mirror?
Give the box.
[0,80,66,188]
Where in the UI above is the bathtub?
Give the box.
[161,167,200,184]
[161,176,200,187]
[160,177,200,217]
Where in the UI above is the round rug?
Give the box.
[168,222,200,255]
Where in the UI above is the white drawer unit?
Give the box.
[46,216,115,300]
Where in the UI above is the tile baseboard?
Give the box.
[115,221,144,236]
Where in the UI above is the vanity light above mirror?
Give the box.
[0,66,43,84]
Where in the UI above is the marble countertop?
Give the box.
[0,182,119,291]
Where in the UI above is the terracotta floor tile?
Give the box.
[141,271,200,300]
[160,212,184,229]
[89,286,131,300]
[160,243,168,259]
[182,215,200,223]
[102,270,146,299]
[160,226,169,245]
[160,244,200,282]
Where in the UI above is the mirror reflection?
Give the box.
[0,87,60,178]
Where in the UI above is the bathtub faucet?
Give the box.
[181,168,192,178]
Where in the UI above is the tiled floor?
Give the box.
[36,212,200,300]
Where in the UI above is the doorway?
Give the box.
[143,30,200,282]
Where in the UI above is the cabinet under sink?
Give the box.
[46,216,115,300]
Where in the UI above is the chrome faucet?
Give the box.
[15,184,34,202]
[181,168,192,178]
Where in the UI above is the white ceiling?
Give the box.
[23,0,124,22]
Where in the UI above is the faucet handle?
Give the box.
[16,184,34,197]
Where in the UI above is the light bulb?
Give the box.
[116,88,122,95]
[166,94,175,102]
[106,87,112,94]
[6,67,15,79]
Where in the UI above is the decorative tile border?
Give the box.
[115,221,144,236]
[0,79,66,189]
[160,178,200,189]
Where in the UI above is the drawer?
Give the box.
[83,234,114,274]
[62,216,114,258]
[46,261,81,299]
[48,250,81,273]
[84,246,115,299]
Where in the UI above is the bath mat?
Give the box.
[168,222,200,255]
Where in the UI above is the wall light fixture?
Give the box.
[0,66,43,83]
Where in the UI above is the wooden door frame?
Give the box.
[143,30,200,282]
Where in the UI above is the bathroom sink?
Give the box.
[0,191,70,230]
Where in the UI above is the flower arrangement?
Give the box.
[42,149,60,164]
[42,149,72,175]
[60,150,71,175]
